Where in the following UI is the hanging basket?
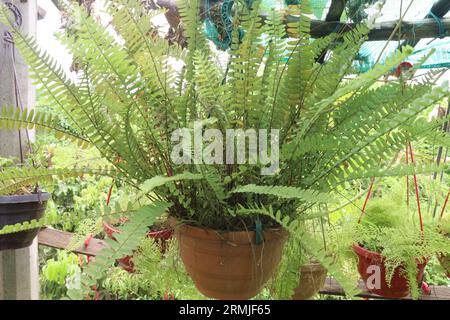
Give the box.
[174,220,288,300]
[291,262,327,300]
[437,233,450,278]
[438,192,450,278]
[438,253,450,278]
[0,193,51,250]
[353,142,430,298]
[353,244,428,298]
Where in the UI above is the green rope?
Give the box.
[203,0,255,50]
[428,11,447,39]
[255,217,263,245]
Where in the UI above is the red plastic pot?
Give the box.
[353,244,427,298]
[102,222,173,273]
[148,228,172,253]
[395,61,414,77]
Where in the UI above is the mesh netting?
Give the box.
[203,0,450,71]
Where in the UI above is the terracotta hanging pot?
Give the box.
[353,243,427,298]
[0,193,51,250]
[292,262,327,300]
[437,233,450,278]
[103,222,173,273]
[438,252,450,278]
[174,221,288,300]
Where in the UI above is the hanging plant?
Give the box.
[340,178,450,299]
[0,0,448,300]
[437,191,450,278]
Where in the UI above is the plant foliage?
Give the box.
[0,0,448,298]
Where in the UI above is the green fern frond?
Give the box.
[232,184,335,203]
[233,203,329,222]
[0,211,79,236]
[0,106,90,148]
[0,167,116,196]
[67,201,172,299]
[138,172,203,198]
[253,207,360,298]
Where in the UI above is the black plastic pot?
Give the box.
[0,193,51,250]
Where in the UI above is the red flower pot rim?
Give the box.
[102,221,173,273]
[352,243,429,299]
[102,221,173,239]
[352,243,428,265]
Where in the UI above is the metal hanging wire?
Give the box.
[4,3,34,163]
[2,2,39,195]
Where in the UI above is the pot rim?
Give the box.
[103,221,173,237]
[170,217,287,235]
[352,243,383,260]
[300,262,327,273]
[352,243,428,265]
[147,229,172,237]
[173,219,288,245]
[0,192,51,204]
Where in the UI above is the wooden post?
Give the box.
[0,0,38,300]
[317,0,347,63]
[404,0,450,48]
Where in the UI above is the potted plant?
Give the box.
[270,236,329,300]
[0,0,448,300]
[0,190,51,250]
[102,238,204,300]
[341,187,450,299]
[293,262,327,300]
[103,217,173,272]
[438,214,450,277]
[270,217,349,300]
[0,158,51,250]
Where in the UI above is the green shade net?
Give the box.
[355,39,450,72]
[203,0,450,71]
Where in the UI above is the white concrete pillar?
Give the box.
[0,0,39,300]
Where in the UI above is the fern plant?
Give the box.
[0,0,448,298]
[101,238,204,300]
[337,180,450,299]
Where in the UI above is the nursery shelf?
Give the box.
[37,228,450,300]
[38,227,107,257]
[319,277,450,301]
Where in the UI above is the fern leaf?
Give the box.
[232,184,335,203]
[0,106,90,148]
[67,201,171,299]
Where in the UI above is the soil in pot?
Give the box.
[103,220,173,273]
[353,243,427,298]
[174,222,288,300]
[292,262,327,300]
[0,193,51,250]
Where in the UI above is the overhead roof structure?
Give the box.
[49,0,450,71]
[268,0,450,70]
[312,0,450,70]
[158,0,450,70]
